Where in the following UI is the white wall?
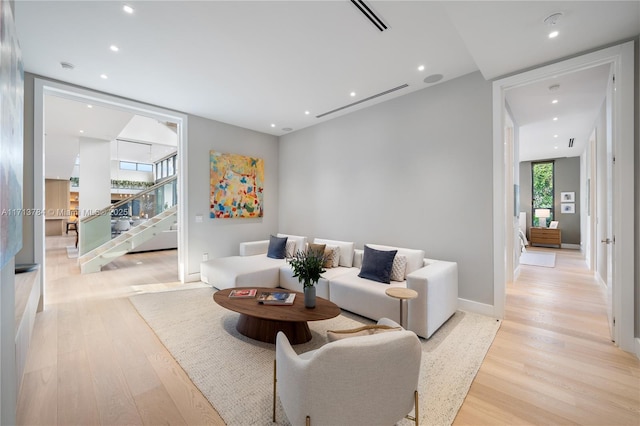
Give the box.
[185,115,279,277]
[279,71,494,305]
[79,137,111,217]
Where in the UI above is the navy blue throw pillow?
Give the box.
[358,245,397,284]
[267,235,288,259]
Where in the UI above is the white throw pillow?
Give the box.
[326,245,341,268]
[390,255,407,281]
[285,240,297,258]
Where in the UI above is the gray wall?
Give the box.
[519,157,581,245]
[279,71,494,305]
[185,116,279,276]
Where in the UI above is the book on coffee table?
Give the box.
[228,289,257,298]
[257,291,295,305]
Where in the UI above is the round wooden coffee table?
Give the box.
[213,287,341,344]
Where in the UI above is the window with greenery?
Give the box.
[532,161,554,226]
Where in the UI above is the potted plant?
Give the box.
[288,249,326,308]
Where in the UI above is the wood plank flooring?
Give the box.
[17,238,639,425]
[17,235,224,425]
[454,248,640,425]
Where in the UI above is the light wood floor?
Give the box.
[17,238,639,425]
[455,248,640,425]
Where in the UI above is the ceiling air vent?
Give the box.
[568,138,574,148]
[316,84,409,118]
[350,0,388,32]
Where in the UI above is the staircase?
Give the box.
[79,206,177,274]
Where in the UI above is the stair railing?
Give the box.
[78,175,178,256]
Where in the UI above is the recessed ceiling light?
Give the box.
[100,74,108,79]
[418,65,425,72]
[110,45,119,52]
[270,123,276,128]
[304,111,310,115]
[79,130,84,133]
[554,134,559,138]
[282,127,293,132]
[553,117,558,121]
[551,99,558,104]
[60,61,75,70]
[548,31,559,39]
[123,5,134,14]
[87,104,93,108]
[554,146,559,149]
[350,92,356,97]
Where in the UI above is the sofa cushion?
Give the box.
[267,235,288,259]
[390,255,407,282]
[313,238,355,267]
[358,245,397,284]
[366,244,425,276]
[277,233,308,253]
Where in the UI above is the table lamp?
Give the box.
[534,208,551,227]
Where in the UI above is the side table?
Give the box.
[385,287,418,328]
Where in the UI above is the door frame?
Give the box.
[33,78,190,306]
[492,41,635,353]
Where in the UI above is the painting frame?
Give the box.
[561,203,575,214]
[560,191,575,202]
[210,151,264,219]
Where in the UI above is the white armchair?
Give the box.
[273,318,422,425]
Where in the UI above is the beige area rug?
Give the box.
[520,251,556,267]
[130,287,500,426]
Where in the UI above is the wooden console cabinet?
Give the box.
[529,227,561,248]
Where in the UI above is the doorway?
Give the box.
[32,78,190,307]
[492,42,635,354]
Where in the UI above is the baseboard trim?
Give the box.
[458,298,497,318]
[561,243,581,250]
[184,272,201,283]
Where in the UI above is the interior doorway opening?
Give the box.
[492,42,635,354]
[33,78,189,308]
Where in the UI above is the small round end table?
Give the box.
[385,287,418,328]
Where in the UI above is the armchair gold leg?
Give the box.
[306,415,310,426]
[272,360,277,423]
[405,390,419,425]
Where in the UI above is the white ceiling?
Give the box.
[507,64,611,162]
[16,1,640,163]
[44,95,177,179]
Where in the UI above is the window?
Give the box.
[120,161,153,172]
[154,152,177,182]
[531,161,554,226]
[119,161,136,171]
[137,163,153,172]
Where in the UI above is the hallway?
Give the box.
[455,248,639,424]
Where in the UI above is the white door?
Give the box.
[603,69,615,340]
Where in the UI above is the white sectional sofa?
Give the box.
[200,235,458,339]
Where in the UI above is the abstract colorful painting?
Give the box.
[210,151,264,219]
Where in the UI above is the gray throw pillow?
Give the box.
[267,235,287,259]
[358,245,397,284]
